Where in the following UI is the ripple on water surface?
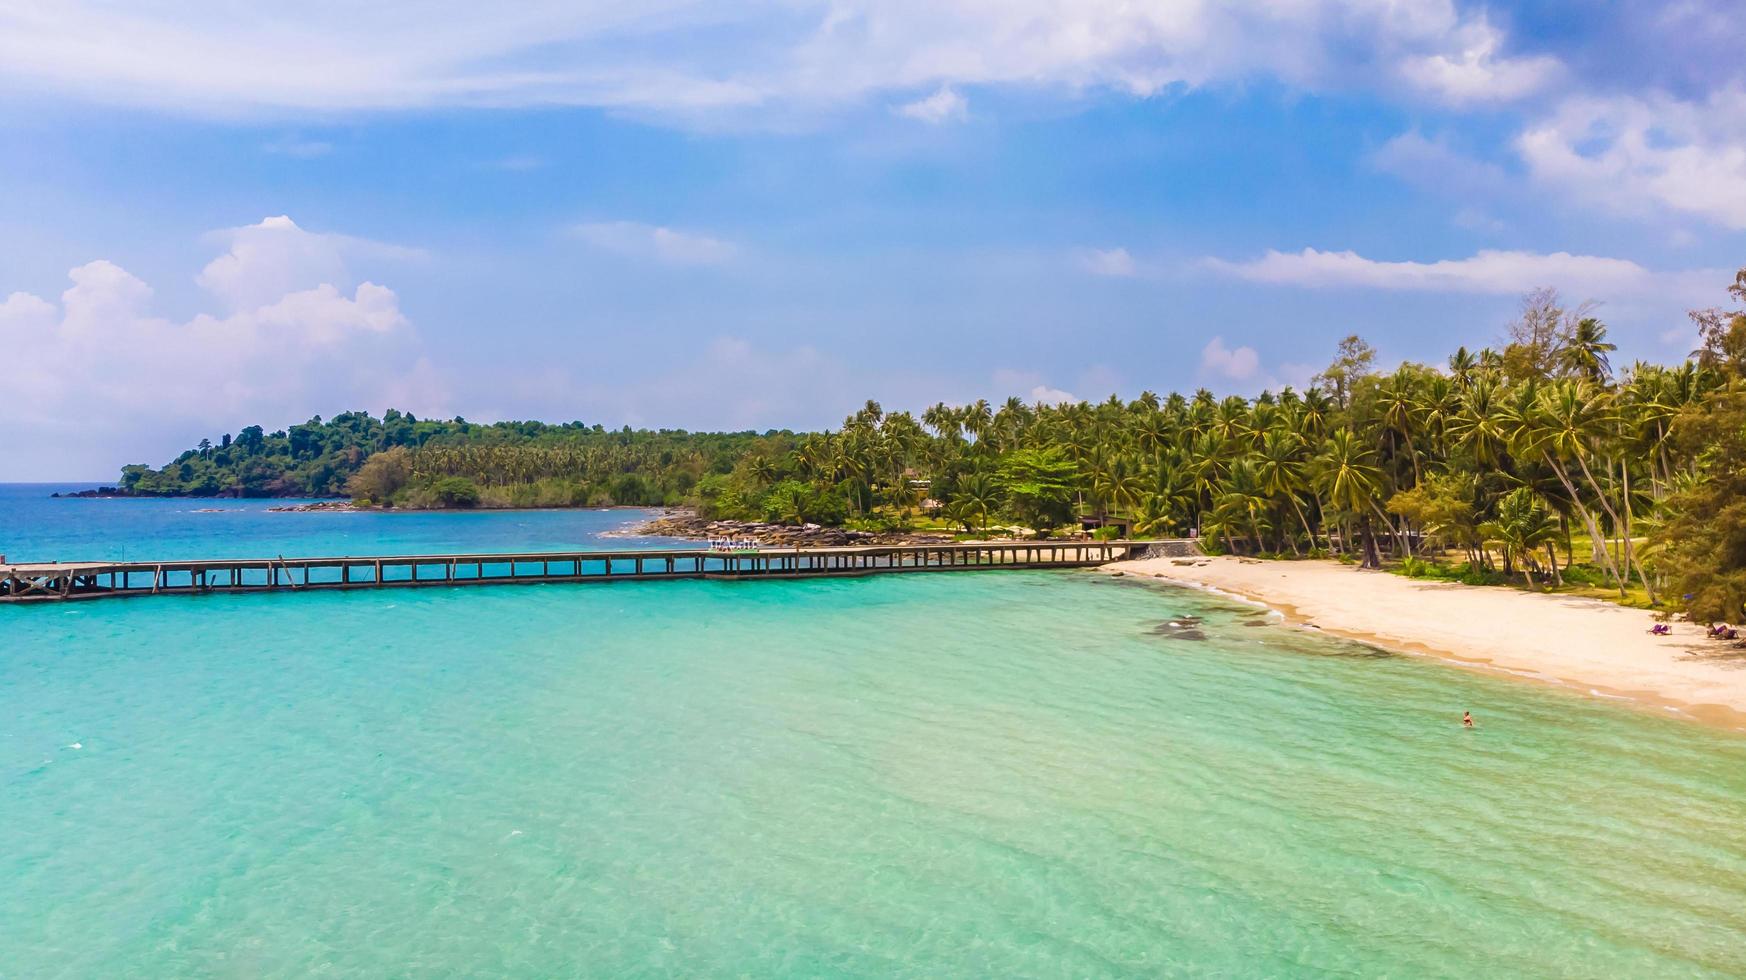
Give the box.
[3,571,1745,976]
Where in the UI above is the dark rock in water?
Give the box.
[1149,619,1209,641]
[1241,618,1271,627]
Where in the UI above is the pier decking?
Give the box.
[0,540,1157,603]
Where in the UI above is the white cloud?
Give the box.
[1204,247,1651,296]
[0,1,1566,119]
[570,221,739,265]
[0,219,441,479]
[989,368,1086,406]
[1516,88,1746,230]
[197,215,424,312]
[895,86,967,124]
[1080,246,1137,277]
[1028,385,1077,406]
[198,216,346,311]
[1396,17,1557,104]
[0,290,59,329]
[1199,337,1260,381]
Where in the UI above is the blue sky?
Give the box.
[2,1,1743,479]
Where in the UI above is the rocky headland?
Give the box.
[629,511,958,547]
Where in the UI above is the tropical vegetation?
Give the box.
[113,269,1746,620]
[111,411,797,509]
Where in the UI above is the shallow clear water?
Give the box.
[3,488,1745,976]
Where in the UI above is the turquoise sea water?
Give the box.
[4,486,1746,975]
[0,484,677,563]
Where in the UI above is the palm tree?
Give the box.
[1447,376,1511,466]
[1376,367,1425,486]
[1213,461,1274,554]
[1298,388,1333,442]
[1253,428,1313,553]
[963,400,993,445]
[1480,488,1561,588]
[1136,460,1195,537]
[1092,454,1145,525]
[1313,429,1387,566]
[1517,380,1628,594]
[951,472,1000,534]
[1559,317,1617,382]
[1133,494,1176,537]
[922,402,962,442]
[1448,346,1478,389]
[1135,408,1174,458]
[746,455,778,487]
[1183,431,1229,522]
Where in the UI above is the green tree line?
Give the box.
[116,269,1746,620]
[691,270,1746,621]
[115,409,798,508]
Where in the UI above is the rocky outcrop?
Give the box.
[266,501,358,512]
[632,511,957,547]
[1129,539,1206,559]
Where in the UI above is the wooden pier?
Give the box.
[0,540,1154,603]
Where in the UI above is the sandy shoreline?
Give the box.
[1111,555,1746,732]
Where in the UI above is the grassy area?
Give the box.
[1381,548,1662,610]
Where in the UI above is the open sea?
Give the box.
[3,483,1745,976]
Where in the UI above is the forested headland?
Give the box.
[104,269,1746,620]
[102,412,793,509]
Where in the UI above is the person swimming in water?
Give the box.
[1463,711,1475,728]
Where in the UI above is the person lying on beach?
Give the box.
[1650,623,1672,636]
[1463,711,1474,729]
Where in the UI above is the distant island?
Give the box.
[81,273,1746,624]
[70,411,782,509]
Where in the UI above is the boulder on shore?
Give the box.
[634,511,956,548]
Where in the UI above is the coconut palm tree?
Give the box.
[1092,454,1146,525]
[1559,317,1617,382]
[1376,367,1425,487]
[1517,379,1628,594]
[963,399,993,445]
[1312,429,1386,566]
[1209,461,1275,553]
[1253,428,1313,553]
[746,455,778,487]
[1448,346,1478,389]
[922,402,962,441]
[951,472,1000,534]
[1444,375,1511,470]
[1479,488,1562,588]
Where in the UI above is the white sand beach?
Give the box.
[1112,555,1746,730]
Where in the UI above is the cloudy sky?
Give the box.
[2,1,1743,479]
